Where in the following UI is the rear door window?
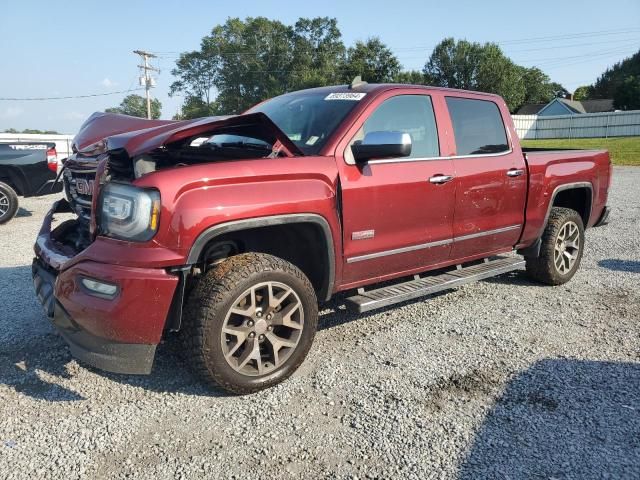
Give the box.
[445,97,509,155]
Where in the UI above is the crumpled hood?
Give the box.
[72,111,303,157]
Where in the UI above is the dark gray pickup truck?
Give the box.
[0,142,62,223]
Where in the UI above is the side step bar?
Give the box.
[345,256,525,313]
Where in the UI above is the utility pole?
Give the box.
[133,50,159,119]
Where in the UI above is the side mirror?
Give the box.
[351,131,412,163]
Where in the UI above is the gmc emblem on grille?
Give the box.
[75,179,94,195]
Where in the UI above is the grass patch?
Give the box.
[521,136,640,166]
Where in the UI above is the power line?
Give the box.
[0,87,144,101]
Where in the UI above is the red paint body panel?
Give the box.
[55,261,178,344]
[517,149,611,247]
[33,83,612,354]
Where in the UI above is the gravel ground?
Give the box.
[1,167,638,479]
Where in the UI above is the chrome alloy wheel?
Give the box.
[221,281,304,376]
[554,220,580,275]
[0,190,9,217]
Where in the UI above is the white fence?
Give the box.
[512,110,640,140]
[0,133,74,161]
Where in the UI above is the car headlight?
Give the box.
[99,183,160,241]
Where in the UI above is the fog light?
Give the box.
[80,277,118,298]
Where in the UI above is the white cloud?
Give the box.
[0,106,24,118]
[101,77,117,88]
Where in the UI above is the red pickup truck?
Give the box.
[32,81,611,393]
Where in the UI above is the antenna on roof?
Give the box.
[349,76,368,89]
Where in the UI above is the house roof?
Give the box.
[516,103,546,115]
[580,99,615,113]
[517,97,615,115]
[556,98,586,113]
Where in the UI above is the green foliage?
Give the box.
[613,76,640,110]
[171,17,348,116]
[590,50,640,99]
[2,128,60,134]
[343,37,401,83]
[394,70,426,84]
[520,67,560,104]
[169,21,566,118]
[106,94,162,119]
[573,86,591,101]
[423,38,564,112]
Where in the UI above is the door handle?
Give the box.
[429,174,454,184]
[506,168,524,177]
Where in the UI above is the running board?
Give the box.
[345,256,525,313]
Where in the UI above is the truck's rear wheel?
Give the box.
[182,253,318,394]
[0,182,19,225]
[525,207,585,285]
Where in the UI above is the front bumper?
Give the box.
[32,200,179,375]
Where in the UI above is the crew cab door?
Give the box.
[443,95,527,260]
[335,92,455,287]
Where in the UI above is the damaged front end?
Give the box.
[32,110,302,375]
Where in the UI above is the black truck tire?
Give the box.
[525,207,585,285]
[181,253,318,394]
[0,182,19,224]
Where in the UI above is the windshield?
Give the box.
[247,91,363,155]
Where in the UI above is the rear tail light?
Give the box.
[46,147,58,172]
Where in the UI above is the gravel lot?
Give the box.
[1,167,638,479]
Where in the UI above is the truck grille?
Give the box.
[64,167,97,222]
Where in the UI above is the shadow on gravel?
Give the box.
[459,359,640,479]
[99,341,231,398]
[15,207,33,218]
[0,266,86,401]
[316,269,537,332]
[598,259,640,273]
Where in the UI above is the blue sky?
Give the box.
[1,0,639,133]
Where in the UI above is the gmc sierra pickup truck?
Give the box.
[32,80,611,393]
[0,141,61,223]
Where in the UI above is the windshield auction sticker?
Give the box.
[324,92,367,101]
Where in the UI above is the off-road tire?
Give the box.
[181,253,318,394]
[0,182,19,225]
[525,207,585,285]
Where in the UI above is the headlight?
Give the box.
[99,183,160,241]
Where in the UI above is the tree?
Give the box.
[3,128,60,134]
[423,38,566,111]
[573,85,591,101]
[169,49,218,117]
[520,67,557,104]
[548,82,570,99]
[289,17,346,88]
[200,17,297,114]
[590,50,640,99]
[423,38,482,89]
[424,38,526,111]
[343,37,401,83]
[169,17,396,117]
[173,96,218,120]
[475,43,525,111]
[106,94,162,119]
[614,75,640,110]
[394,70,426,84]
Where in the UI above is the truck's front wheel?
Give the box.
[182,253,318,394]
[525,207,585,285]
[0,182,19,225]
